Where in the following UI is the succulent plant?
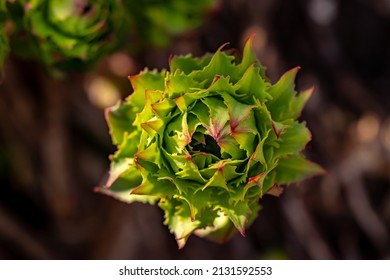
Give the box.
[100,35,324,248]
[5,0,214,70]
[8,0,129,70]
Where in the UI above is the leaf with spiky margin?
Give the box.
[274,154,325,185]
[101,34,324,248]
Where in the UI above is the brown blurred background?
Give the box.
[1,0,390,259]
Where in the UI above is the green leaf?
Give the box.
[190,46,237,86]
[217,195,251,236]
[164,152,206,183]
[274,154,325,185]
[242,172,267,199]
[290,87,314,119]
[159,198,217,249]
[174,90,209,112]
[267,67,299,121]
[151,98,176,118]
[166,71,203,99]
[236,64,271,102]
[105,158,141,189]
[134,139,162,171]
[222,92,255,130]
[190,100,210,126]
[207,75,238,96]
[105,102,137,145]
[170,54,212,74]
[176,187,213,220]
[194,214,238,243]
[202,96,230,142]
[131,172,177,197]
[238,34,266,76]
[98,187,158,205]
[218,134,246,159]
[251,129,271,166]
[128,70,165,110]
[113,130,141,159]
[99,158,159,204]
[133,89,163,128]
[276,121,311,156]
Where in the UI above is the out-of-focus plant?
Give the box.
[0,0,8,74]
[125,0,215,48]
[100,35,324,248]
[10,0,129,70]
[1,0,214,71]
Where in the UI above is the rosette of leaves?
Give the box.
[9,0,128,70]
[101,35,324,248]
[6,0,214,71]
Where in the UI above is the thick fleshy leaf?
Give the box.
[160,198,217,248]
[267,67,299,121]
[217,196,251,236]
[167,71,203,98]
[177,187,213,221]
[190,46,237,85]
[218,134,246,159]
[98,187,158,204]
[99,159,157,204]
[236,64,270,102]
[251,129,271,166]
[113,130,141,159]
[133,89,163,128]
[166,152,206,183]
[131,172,177,197]
[151,98,176,119]
[290,87,314,119]
[238,34,266,76]
[202,97,230,142]
[275,155,325,185]
[222,93,255,131]
[105,158,140,189]
[194,214,238,243]
[276,121,311,156]
[208,75,238,96]
[105,103,137,145]
[174,90,209,112]
[159,199,199,247]
[170,53,213,74]
[129,70,165,110]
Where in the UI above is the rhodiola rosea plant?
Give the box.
[100,35,324,248]
[1,0,214,71]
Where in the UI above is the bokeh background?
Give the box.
[1,0,390,259]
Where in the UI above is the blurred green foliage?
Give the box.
[0,0,8,73]
[0,0,214,71]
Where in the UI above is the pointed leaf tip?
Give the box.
[275,155,325,185]
[266,183,283,197]
[245,33,256,47]
[217,42,231,52]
